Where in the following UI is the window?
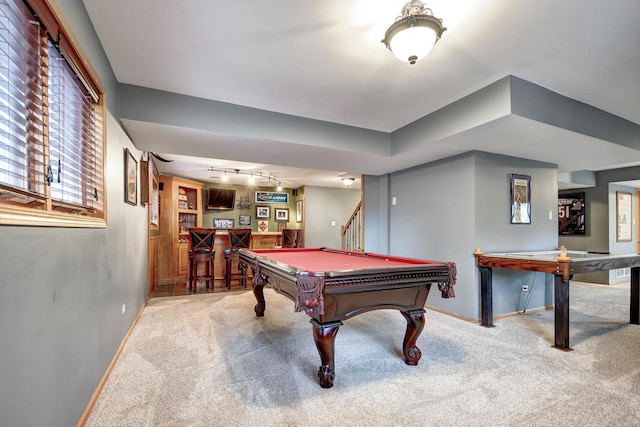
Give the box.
[0,0,105,227]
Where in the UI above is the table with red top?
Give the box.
[238,247,456,388]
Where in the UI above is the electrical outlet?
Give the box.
[521,285,529,292]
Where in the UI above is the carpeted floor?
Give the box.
[84,281,640,427]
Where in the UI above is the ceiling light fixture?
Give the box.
[208,167,282,189]
[381,0,446,65]
[342,178,355,186]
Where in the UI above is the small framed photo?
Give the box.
[257,220,269,232]
[239,215,251,226]
[124,148,137,206]
[510,174,531,224]
[275,208,289,222]
[296,200,303,223]
[256,205,270,218]
[213,218,234,230]
[616,191,632,242]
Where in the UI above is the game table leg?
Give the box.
[479,266,494,327]
[401,309,425,365]
[553,275,572,351]
[631,267,639,325]
[310,319,342,388]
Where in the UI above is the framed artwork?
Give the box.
[124,148,137,206]
[149,158,160,226]
[140,160,149,205]
[275,208,289,222]
[510,174,530,224]
[616,191,632,242]
[256,205,270,218]
[255,191,289,204]
[278,222,286,232]
[558,192,585,235]
[237,196,251,210]
[213,218,234,230]
[257,220,269,232]
[239,215,251,226]
[296,200,303,223]
[150,189,159,226]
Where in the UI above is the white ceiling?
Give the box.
[81,0,640,189]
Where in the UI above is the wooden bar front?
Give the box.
[212,232,281,280]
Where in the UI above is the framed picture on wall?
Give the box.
[213,218,234,230]
[239,215,251,226]
[275,208,289,222]
[296,200,303,223]
[124,148,137,206]
[558,192,586,235]
[510,174,531,224]
[256,205,270,218]
[616,191,632,242]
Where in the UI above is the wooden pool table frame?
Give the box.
[239,247,454,388]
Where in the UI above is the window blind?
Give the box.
[0,0,105,220]
[0,0,47,202]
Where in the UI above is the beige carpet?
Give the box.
[85,282,640,427]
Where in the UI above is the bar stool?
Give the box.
[224,228,252,289]
[188,228,216,293]
[295,229,304,247]
[281,229,298,248]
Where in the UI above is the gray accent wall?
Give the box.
[0,2,148,426]
[2,2,638,425]
[560,166,640,284]
[363,174,390,254]
[303,186,361,249]
[364,151,559,320]
[118,85,390,158]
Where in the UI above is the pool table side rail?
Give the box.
[243,254,448,323]
[239,248,452,279]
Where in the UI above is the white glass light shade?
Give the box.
[389,26,438,64]
[381,1,446,65]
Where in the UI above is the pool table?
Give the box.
[475,249,640,350]
[238,247,457,388]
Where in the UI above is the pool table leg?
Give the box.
[251,269,267,317]
[310,319,342,388]
[401,309,425,365]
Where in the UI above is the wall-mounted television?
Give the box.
[205,188,236,210]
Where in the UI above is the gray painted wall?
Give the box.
[560,167,640,283]
[2,2,637,426]
[0,2,148,426]
[304,186,361,249]
[0,118,148,427]
[364,151,558,320]
[363,174,389,254]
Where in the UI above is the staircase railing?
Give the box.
[341,200,363,251]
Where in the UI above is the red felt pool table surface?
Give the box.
[243,247,442,273]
